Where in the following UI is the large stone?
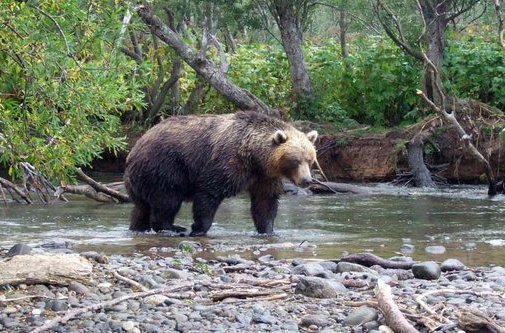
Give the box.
[0,254,92,286]
[412,261,441,280]
[295,276,346,298]
[337,262,376,275]
[292,263,329,277]
[441,259,465,272]
[344,306,379,326]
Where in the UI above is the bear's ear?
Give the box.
[272,130,288,145]
[306,130,318,144]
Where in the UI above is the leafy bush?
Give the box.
[445,35,505,110]
[0,1,144,181]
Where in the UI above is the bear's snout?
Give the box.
[298,177,313,188]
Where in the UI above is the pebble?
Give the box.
[144,295,168,306]
[399,243,414,254]
[344,306,378,326]
[412,261,441,280]
[300,314,332,327]
[1,249,504,333]
[122,320,137,332]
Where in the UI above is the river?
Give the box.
[1,183,504,266]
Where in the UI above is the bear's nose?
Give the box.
[299,177,312,188]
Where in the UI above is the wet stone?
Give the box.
[344,306,378,326]
[300,314,332,327]
[295,276,347,298]
[441,258,466,272]
[291,263,328,277]
[412,261,441,280]
[7,244,32,257]
[399,243,414,254]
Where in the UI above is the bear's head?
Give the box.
[269,128,318,188]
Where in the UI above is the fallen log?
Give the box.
[0,254,92,286]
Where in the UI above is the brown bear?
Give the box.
[124,111,318,236]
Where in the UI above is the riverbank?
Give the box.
[1,243,504,333]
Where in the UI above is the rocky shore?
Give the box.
[0,242,504,333]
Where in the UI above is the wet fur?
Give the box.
[124,111,316,236]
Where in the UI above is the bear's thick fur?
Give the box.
[124,111,318,236]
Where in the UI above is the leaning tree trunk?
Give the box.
[273,0,313,118]
[137,6,276,117]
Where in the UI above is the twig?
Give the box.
[0,295,67,303]
[376,279,420,333]
[112,271,148,292]
[29,282,193,333]
[210,288,285,302]
[416,288,505,323]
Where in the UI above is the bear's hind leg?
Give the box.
[150,194,186,233]
[189,192,223,237]
[130,201,151,232]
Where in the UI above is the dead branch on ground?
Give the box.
[376,279,420,333]
[339,253,416,270]
[457,308,505,333]
[29,282,194,333]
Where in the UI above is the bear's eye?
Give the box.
[281,158,300,171]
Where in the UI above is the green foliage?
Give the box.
[445,33,505,110]
[192,37,421,127]
[326,37,421,126]
[188,44,292,114]
[0,1,144,181]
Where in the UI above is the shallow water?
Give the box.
[1,182,504,266]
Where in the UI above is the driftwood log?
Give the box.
[0,254,92,286]
[339,253,416,270]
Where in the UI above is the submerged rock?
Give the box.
[425,245,446,254]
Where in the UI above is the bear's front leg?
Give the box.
[190,192,223,237]
[250,191,279,235]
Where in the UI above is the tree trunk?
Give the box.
[272,0,313,118]
[407,134,435,187]
[419,0,447,106]
[495,0,505,48]
[137,6,276,117]
[183,79,207,114]
[338,10,350,67]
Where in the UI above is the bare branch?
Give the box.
[371,0,423,60]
